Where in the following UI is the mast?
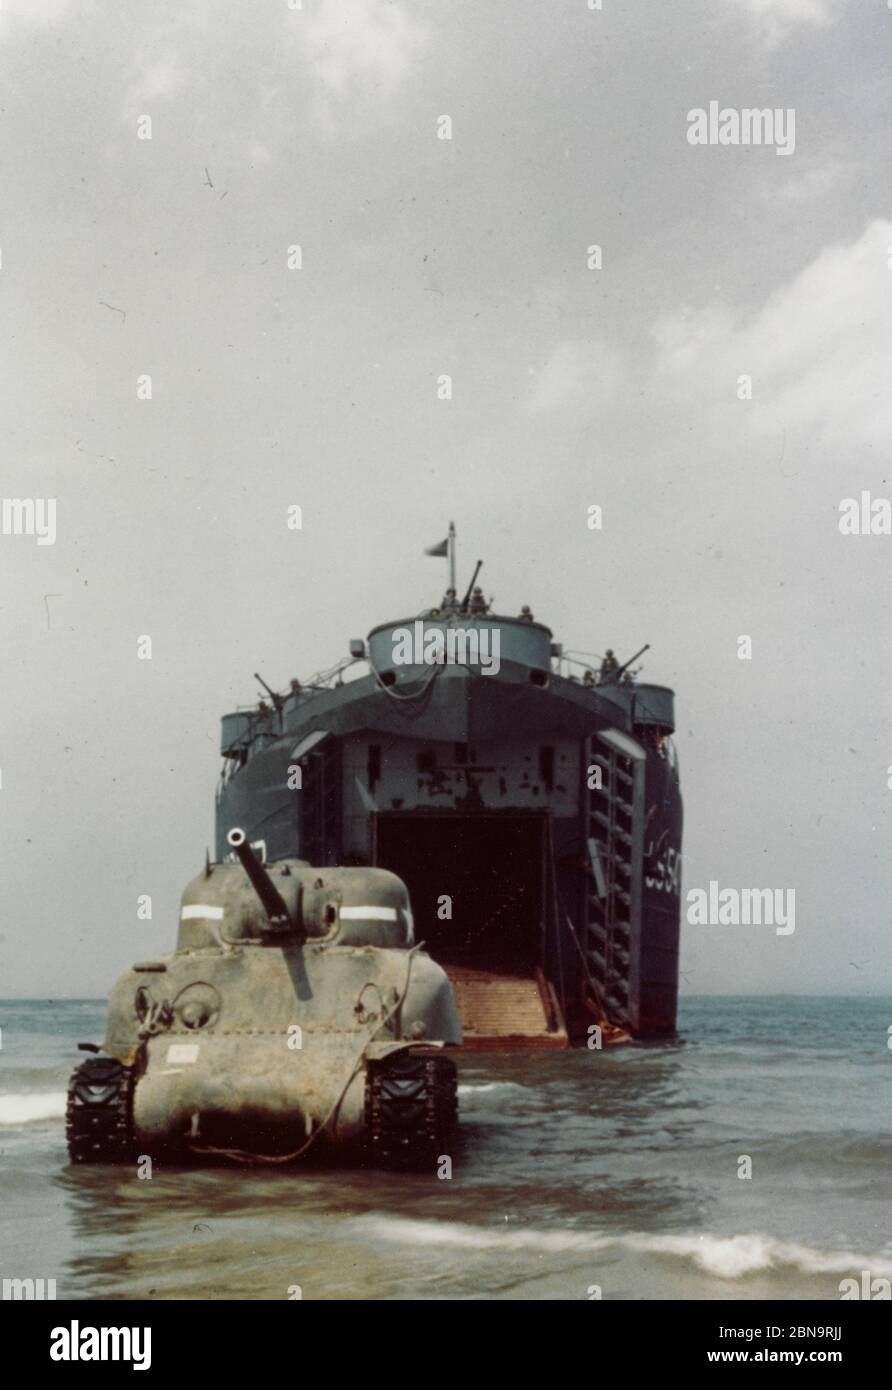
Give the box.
[448,520,456,593]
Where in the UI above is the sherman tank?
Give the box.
[66,828,461,1169]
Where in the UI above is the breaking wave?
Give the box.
[350,1215,892,1280]
[0,1092,66,1126]
[457,1082,529,1097]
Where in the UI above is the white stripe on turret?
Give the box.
[339,906,398,921]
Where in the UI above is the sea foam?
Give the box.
[349,1214,892,1280]
[0,1092,66,1125]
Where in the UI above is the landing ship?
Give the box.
[217,532,683,1049]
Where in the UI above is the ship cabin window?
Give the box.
[538,745,555,793]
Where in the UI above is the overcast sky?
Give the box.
[1,0,890,997]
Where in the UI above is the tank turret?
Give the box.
[65,834,461,1170]
[225,827,296,936]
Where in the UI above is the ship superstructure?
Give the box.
[216,551,682,1048]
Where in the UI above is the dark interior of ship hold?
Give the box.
[375,812,546,974]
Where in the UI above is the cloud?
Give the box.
[775,155,854,204]
[526,339,624,416]
[304,0,426,128]
[124,60,183,113]
[734,0,838,47]
[652,218,892,451]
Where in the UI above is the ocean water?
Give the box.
[0,996,889,1301]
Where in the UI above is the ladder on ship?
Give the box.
[582,729,647,1033]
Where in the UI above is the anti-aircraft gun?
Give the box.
[66,830,461,1169]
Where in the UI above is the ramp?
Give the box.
[444,966,568,1050]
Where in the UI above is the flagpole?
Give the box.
[448,520,456,593]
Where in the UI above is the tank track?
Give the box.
[66,1056,136,1164]
[366,1049,458,1170]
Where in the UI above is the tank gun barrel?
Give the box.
[226,828,298,937]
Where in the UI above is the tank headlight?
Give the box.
[181,1001,211,1030]
[174,984,221,1031]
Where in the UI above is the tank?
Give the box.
[66,828,461,1169]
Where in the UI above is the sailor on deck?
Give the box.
[599,649,619,683]
[469,587,488,614]
[441,587,460,613]
[519,605,534,622]
[582,668,595,688]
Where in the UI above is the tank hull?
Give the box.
[67,930,460,1167]
[133,1033,424,1154]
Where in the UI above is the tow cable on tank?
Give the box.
[66,835,461,1170]
[137,998,174,1040]
[186,942,450,1167]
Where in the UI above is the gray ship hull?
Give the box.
[216,614,683,1044]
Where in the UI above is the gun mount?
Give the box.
[226,827,296,938]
